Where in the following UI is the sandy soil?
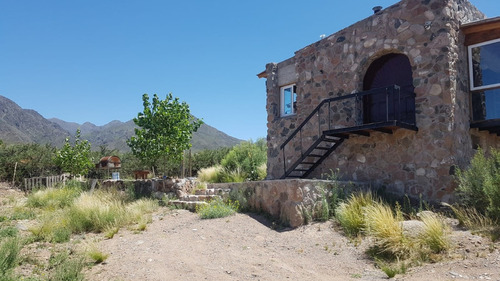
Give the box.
[86,209,500,281]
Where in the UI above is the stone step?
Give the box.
[169,200,207,211]
[194,188,231,196]
[179,194,220,202]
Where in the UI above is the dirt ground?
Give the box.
[86,210,500,281]
[2,183,500,281]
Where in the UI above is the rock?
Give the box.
[401,220,425,238]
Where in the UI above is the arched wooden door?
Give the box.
[363,54,415,124]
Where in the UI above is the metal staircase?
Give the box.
[279,85,418,179]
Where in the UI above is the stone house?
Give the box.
[258,0,500,202]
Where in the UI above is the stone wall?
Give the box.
[102,178,197,199]
[264,0,486,202]
[209,179,371,228]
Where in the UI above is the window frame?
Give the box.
[280,84,297,117]
[468,38,500,91]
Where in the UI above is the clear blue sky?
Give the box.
[1,0,498,141]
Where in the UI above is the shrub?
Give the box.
[221,139,267,181]
[456,147,500,219]
[196,198,239,219]
[335,192,375,237]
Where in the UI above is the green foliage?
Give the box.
[456,148,500,220]
[87,248,109,264]
[228,187,253,211]
[49,253,85,281]
[376,260,407,279]
[0,227,18,239]
[0,143,59,184]
[127,93,203,171]
[221,139,267,181]
[55,129,93,176]
[196,198,239,219]
[192,147,231,174]
[0,237,20,279]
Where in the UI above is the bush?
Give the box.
[0,143,59,184]
[456,148,500,219]
[221,139,267,181]
[196,198,239,219]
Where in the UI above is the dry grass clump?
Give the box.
[27,186,82,210]
[29,189,159,242]
[364,202,413,259]
[335,192,452,278]
[418,212,451,254]
[197,166,223,183]
[335,191,376,237]
[450,205,500,241]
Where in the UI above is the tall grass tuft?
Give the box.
[197,166,223,183]
[364,202,410,259]
[50,256,85,281]
[450,205,500,241]
[125,198,159,224]
[418,213,451,253]
[27,186,82,210]
[30,210,71,243]
[335,192,375,237]
[196,198,239,219]
[68,191,125,233]
[0,237,20,278]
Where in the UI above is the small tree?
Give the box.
[55,129,93,177]
[127,93,202,175]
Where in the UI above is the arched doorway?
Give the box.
[362,53,415,124]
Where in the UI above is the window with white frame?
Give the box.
[469,38,500,121]
[280,84,297,117]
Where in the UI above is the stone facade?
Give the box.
[262,0,494,202]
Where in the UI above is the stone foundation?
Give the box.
[209,179,371,228]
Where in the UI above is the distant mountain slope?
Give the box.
[51,118,242,152]
[0,96,68,146]
[0,95,242,152]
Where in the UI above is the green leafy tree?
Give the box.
[0,143,59,184]
[127,93,202,174]
[55,129,93,176]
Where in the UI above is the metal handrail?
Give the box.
[279,84,405,175]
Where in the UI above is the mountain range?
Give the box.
[0,95,242,152]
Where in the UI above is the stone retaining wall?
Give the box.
[209,179,371,228]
